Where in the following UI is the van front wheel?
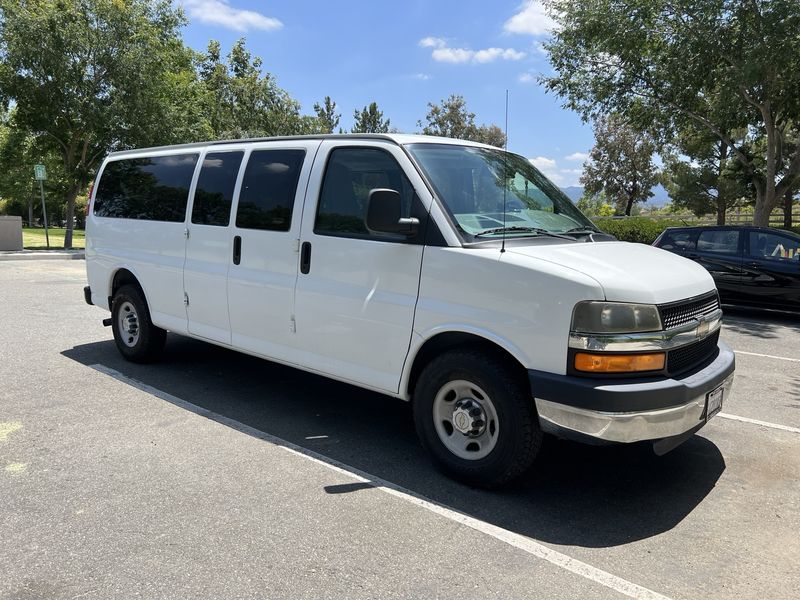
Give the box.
[111,284,166,363]
[413,349,542,488]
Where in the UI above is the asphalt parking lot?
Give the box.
[1,260,798,600]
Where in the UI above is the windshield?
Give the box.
[406,143,596,239]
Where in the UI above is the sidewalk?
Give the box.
[0,249,85,261]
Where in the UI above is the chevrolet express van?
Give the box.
[84,134,735,487]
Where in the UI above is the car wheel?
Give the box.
[111,284,166,363]
[413,348,542,488]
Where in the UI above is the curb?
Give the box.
[0,250,85,261]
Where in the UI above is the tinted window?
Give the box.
[657,229,698,252]
[697,229,740,254]
[94,154,198,221]
[749,231,800,261]
[235,150,305,231]
[315,148,415,236]
[191,152,244,226]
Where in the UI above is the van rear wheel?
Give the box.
[413,349,542,488]
[111,284,166,363]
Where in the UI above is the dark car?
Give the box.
[653,226,800,312]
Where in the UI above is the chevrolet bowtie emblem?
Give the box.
[696,318,710,338]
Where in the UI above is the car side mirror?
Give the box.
[365,188,419,236]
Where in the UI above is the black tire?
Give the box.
[111,284,166,363]
[413,348,542,488]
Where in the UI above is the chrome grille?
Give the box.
[658,292,720,330]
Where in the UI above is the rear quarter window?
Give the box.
[94,153,199,222]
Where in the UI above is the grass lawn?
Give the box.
[22,227,85,249]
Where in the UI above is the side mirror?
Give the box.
[365,188,419,236]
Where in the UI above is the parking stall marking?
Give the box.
[717,413,800,435]
[734,350,800,363]
[90,363,671,600]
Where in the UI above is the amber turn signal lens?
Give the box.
[574,352,666,373]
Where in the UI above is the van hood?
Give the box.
[506,241,715,304]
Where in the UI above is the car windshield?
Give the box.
[406,143,596,239]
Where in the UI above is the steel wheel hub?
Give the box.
[452,399,486,436]
[117,301,140,348]
[432,380,500,461]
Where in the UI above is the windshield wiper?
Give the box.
[474,226,575,240]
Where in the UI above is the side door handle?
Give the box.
[300,241,311,274]
[233,235,242,265]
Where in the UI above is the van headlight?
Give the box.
[571,301,662,334]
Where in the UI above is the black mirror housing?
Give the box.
[365,188,419,236]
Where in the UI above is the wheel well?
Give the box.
[406,332,528,398]
[110,269,142,304]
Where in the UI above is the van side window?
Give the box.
[191,151,244,226]
[315,148,415,237]
[235,149,306,231]
[94,154,199,222]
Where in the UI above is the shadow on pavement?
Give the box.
[63,334,726,550]
[722,306,800,340]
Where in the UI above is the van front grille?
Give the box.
[659,292,720,330]
[667,329,720,375]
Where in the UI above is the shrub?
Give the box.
[593,217,688,244]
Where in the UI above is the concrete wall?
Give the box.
[0,215,23,251]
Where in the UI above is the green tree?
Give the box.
[0,0,193,248]
[351,102,391,133]
[581,115,659,216]
[418,95,507,147]
[542,0,800,226]
[661,133,748,224]
[577,190,615,217]
[314,96,341,134]
[198,38,305,139]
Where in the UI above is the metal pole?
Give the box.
[39,179,50,249]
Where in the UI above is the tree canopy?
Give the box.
[0,0,192,247]
[351,102,391,134]
[419,95,507,148]
[542,0,800,225]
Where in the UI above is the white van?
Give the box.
[84,134,734,487]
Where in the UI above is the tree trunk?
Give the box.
[716,199,725,225]
[624,195,634,216]
[63,182,81,249]
[716,141,728,226]
[753,190,773,227]
[784,188,793,229]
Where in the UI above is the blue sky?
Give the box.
[178,1,593,186]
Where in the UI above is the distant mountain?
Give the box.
[559,184,671,207]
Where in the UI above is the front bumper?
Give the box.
[530,341,735,444]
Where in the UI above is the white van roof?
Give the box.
[106,133,499,158]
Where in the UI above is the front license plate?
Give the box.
[706,386,724,421]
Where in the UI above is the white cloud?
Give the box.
[413,73,432,81]
[183,0,283,32]
[420,37,526,64]
[504,2,554,36]
[565,152,589,161]
[518,72,535,83]
[529,156,582,186]
[419,37,446,48]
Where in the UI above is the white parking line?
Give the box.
[90,363,670,600]
[735,350,800,363]
[717,413,800,434]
